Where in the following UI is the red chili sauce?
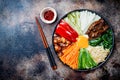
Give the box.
[44,10,54,21]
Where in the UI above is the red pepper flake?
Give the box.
[44,10,54,21]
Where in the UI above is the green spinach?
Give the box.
[89,29,113,49]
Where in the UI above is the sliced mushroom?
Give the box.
[54,44,61,52]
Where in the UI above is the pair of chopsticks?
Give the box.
[35,17,57,70]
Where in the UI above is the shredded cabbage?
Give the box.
[64,12,83,35]
[64,11,101,35]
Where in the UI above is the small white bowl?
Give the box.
[40,7,57,24]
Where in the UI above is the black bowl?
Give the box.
[52,9,114,71]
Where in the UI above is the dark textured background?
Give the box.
[0,0,120,80]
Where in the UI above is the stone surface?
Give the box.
[0,0,120,80]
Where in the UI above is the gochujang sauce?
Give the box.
[44,10,54,21]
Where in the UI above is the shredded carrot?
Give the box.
[59,35,88,69]
[62,43,75,54]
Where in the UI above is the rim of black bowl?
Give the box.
[52,9,115,71]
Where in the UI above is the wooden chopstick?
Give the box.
[35,17,48,48]
[35,17,57,70]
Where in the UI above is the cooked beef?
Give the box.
[86,19,109,39]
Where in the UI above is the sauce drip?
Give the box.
[44,10,54,21]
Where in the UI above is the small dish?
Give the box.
[40,7,57,24]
